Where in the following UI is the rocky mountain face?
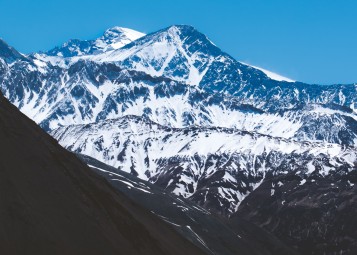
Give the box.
[1,24,357,254]
[233,169,357,254]
[51,115,357,216]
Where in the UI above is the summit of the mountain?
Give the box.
[91,24,244,86]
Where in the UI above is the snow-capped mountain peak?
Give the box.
[91,24,228,86]
[89,24,298,91]
[39,24,296,90]
[45,26,145,58]
[97,26,145,50]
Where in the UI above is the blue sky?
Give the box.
[0,0,356,84]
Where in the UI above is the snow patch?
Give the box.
[240,62,295,82]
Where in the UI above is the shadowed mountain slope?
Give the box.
[0,92,207,255]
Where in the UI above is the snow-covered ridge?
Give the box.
[51,115,357,214]
[1,47,356,146]
[38,25,294,87]
[30,24,293,85]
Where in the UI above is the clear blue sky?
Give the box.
[0,0,356,84]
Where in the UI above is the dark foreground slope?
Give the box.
[0,93,206,255]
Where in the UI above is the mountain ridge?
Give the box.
[0,39,356,145]
[51,115,357,214]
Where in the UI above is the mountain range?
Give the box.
[0,25,356,254]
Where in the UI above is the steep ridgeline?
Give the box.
[90,25,356,121]
[0,25,356,146]
[0,92,211,255]
[51,116,357,215]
